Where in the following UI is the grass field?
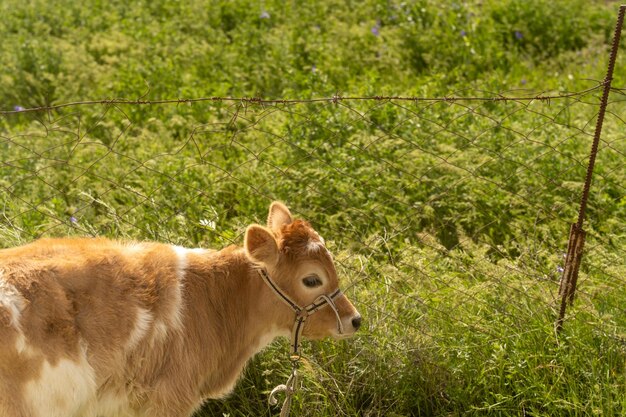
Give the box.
[1,1,625,416]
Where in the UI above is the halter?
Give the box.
[257,268,344,417]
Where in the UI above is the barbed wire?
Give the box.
[0,82,608,115]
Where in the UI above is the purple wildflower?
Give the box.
[515,30,523,40]
[460,30,467,37]
[557,266,564,273]
[371,20,381,36]
[260,10,270,19]
[521,79,527,85]
[14,105,25,112]
[70,216,78,224]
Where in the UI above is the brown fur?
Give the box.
[0,202,360,417]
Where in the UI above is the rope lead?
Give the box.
[268,364,300,417]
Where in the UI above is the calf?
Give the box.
[0,202,361,417]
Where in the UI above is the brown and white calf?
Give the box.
[0,202,361,417]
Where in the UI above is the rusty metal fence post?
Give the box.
[556,5,626,332]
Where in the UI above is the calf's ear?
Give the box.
[244,225,279,266]
[267,201,293,231]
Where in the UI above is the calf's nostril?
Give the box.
[351,315,362,330]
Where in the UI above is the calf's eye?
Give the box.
[302,275,323,288]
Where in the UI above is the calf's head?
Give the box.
[244,202,361,339]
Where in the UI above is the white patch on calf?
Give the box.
[153,321,169,342]
[24,351,96,417]
[306,240,324,253]
[0,272,25,329]
[125,307,153,352]
[14,332,27,353]
[306,235,331,258]
[149,245,193,342]
[167,246,191,332]
[172,246,189,282]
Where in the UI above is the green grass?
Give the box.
[1,1,625,416]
